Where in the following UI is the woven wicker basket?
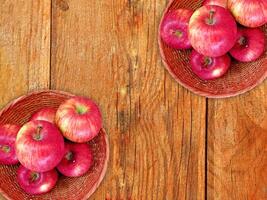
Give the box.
[0,90,109,200]
[159,0,267,98]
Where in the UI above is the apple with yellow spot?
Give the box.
[56,96,102,143]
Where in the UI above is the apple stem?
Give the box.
[76,105,88,115]
[204,57,213,67]
[33,125,43,141]
[238,36,247,46]
[207,10,215,25]
[0,145,10,153]
[30,172,40,182]
[173,30,183,38]
[65,151,74,161]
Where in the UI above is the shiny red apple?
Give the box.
[228,0,267,28]
[190,50,231,80]
[203,0,227,8]
[30,107,57,124]
[56,96,102,143]
[15,120,65,172]
[57,142,93,177]
[189,5,237,57]
[17,165,58,195]
[0,124,20,165]
[230,28,265,62]
[160,9,194,49]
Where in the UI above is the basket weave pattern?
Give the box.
[0,90,109,200]
[159,0,267,98]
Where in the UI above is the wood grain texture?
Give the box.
[0,0,51,108]
[51,0,206,199]
[208,82,267,200]
[0,0,51,199]
[1,0,266,199]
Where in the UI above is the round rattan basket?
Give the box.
[0,90,109,200]
[159,0,267,98]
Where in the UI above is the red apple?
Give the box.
[0,124,20,165]
[203,0,228,8]
[56,96,102,143]
[15,120,65,172]
[230,28,265,62]
[190,50,231,80]
[30,107,56,124]
[160,9,194,49]
[17,165,58,195]
[189,5,237,57]
[57,142,93,177]
[228,0,267,28]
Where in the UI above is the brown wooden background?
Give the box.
[0,0,266,199]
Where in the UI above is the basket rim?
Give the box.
[158,0,267,99]
[0,89,110,200]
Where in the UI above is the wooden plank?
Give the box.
[0,0,51,108]
[208,82,267,199]
[52,0,206,199]
[0,0,51,199]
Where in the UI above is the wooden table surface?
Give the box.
[0,0,266,199]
